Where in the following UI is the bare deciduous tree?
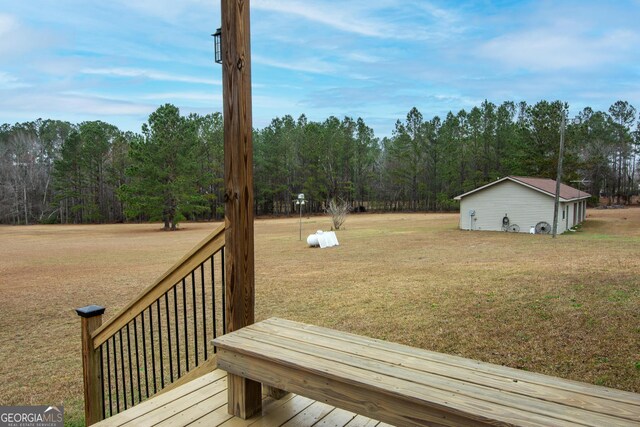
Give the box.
[326,198,350,230]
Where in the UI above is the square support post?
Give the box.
[75,305,105,426]
[221,0,262,419]
[264,384,288,400]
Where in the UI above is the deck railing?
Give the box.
[76,224,226,425]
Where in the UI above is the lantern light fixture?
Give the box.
[212,28,222,64]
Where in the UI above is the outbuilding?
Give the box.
[454,176,590,233]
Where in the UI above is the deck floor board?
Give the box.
[93,370,382,427]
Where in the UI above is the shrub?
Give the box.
[326,198,350,230]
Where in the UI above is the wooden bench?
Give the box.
[213,317,640,426]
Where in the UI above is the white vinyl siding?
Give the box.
[459,180,570,233]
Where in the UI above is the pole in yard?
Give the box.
[553,116,581,237]
[296,193,305,241]
[552,115,565,238]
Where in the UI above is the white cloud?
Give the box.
[253,94,300,110]
[253,0,440,41]
[80,67,220,86]
[0,13,18,36]
[418,2,458,24]
[253,55,336,75]
[0,71,30,89]
[0,91,152,117]
[111,0,215,23]
[142,91,220,103]
[475,3,640,73]
[477,28,639,71]
[345,52,383,64]
[0,13,49,56]
[254,0,383,38]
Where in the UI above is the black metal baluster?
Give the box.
[100,344,106,419]
[112,336,120,413]
[201,264,208,360]
[100,345,106,420]
[133,317,142,403]
[156,300,164,390]
[174,285,181,378]
[221,247,226,334]
[126,324,134,407]
[182,278,189,371]
[149,306,157,394]
[141,310,149,399]
[119,329,127,410]
[191,270,198,366]
[165,292,173,383]
[83,245,232,419]
[211,255,216,350]
[106,339,113,417]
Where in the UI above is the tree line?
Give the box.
[0,100,638,226]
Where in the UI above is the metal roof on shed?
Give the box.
[453,176,591,201]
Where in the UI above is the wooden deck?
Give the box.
[94,369,390,427]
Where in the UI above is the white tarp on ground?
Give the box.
[326,231,339,247]
[308,231,339,248]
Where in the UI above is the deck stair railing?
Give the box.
[76,224,226,425]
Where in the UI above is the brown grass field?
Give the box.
[1,208,639,425]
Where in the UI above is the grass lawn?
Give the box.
[1,208,639,425]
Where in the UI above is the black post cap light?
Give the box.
[212,28,222,64]
[75,305,105,318]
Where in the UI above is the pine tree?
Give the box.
[119,104,204,230]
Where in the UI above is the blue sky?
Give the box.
[1,0,638,137]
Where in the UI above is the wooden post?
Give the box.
[264,384,288,400]
[221,0,262,419]
[75,305,105,426]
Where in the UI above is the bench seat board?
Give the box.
[213,318,640,427]
[266,318,639,406]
